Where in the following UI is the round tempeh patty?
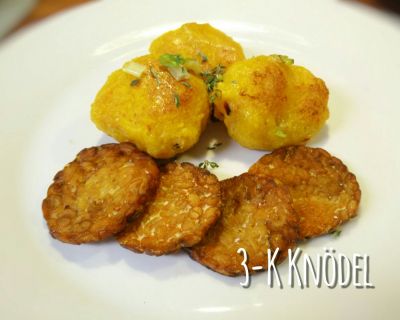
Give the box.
[42,143,159,244]
[117,162,221,255]
[189,173,298,276]
[249,145,361,239]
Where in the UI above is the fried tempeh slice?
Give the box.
[249,145,361,239]
[117,162,221,255]
[42,143,159,244]
[189,173,298,276]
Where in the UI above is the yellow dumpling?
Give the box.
[149,22,245,72]
[214,55,329,150]
[91,55,210,159]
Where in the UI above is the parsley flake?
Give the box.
[201,64,225,93]
[159,54,186,68]
[198,160,219,170]
[330,229,342,237]
[209,89,222,104]
[130,79,140,86]
[275,129,287,138]
[174,93,180,107]
[198,51,208,63]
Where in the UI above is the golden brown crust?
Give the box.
[117,162,221,255]
[249,146,361,239]
[149,22,245,72]
[213,55,329,150]
[91,54,210,159]
[42,143,159,244]
[189,173,298,276]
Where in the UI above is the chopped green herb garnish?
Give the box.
[174,93,180,107]
[198,51,208,63]
[159,54,194,81]
[159,54,186,68]
[201,64,225,93]
[130,79,140,86]
[330,229,342,237]
[181,81,192,88]
[275,129,287,138]
[198,160,219,170]
[149,66,160,86]
[271,54,294,65]
[207,141,223,150]
[209,89,222,104]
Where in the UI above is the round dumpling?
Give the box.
[149,22,245,72]
[91,54,210,159]
[214,55,329,150]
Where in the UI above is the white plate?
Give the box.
[1,0,400,319]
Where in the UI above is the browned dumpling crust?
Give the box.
[249,146,361,239]
[213,55,329,150]
[91,54,210,159]
[42,143,159,244]
[189,173,298,276]
[149,22,245,72]
[117,162,221,255]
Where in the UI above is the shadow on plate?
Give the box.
[97,134,117,145]
[95,120,232,159]
[179,120,232,160]
[308,125,330,147]
[49,230,242,286]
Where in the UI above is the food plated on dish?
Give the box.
[42,23,361,276]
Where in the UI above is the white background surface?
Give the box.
[0,0,399,319]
